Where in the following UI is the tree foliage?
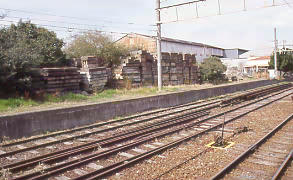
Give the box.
[269,49,293,73]
[64,31,128,68]
[0,21,65,72]
[0,21,66,94]
[199,56,227,84]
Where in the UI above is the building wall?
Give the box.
[118,34,157,54]
[118,34,225,62]
[245,59,269,67]
[223,49,240,59]
[161,41,223,62]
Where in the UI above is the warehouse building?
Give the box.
[117,33,248,62]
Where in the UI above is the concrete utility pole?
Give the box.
[156,0,162,91]
[274,28,278,78]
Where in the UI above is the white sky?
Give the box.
[1,0,293,57]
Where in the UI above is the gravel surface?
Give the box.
[0,85,290,180]
[106,94,293,180]
[224,113,293,180]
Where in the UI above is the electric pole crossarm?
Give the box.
[157,0,206,10]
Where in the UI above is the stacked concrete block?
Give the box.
[30,68,82,93]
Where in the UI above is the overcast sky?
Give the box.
[1,0,293,57]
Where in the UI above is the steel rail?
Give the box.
[16,87,293,180]
[3,84,290,172]
[0,96,218,148]
[210,113,293,180]
[6,106,213,171]
[1,83,284,148]
[271,149,293,180]
[0,99,220,158]
[14,112,209,180]
[221,83,290,104]
[9,86,291,172]
[72,89,293,180]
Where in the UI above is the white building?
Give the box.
[117,33,248,62]
[221,56,271,77]
[244,56,270,75]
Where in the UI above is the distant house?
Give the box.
[116,33,248,63]
[244,56,270,75]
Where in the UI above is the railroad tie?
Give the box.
[73,169,88,176]
[119,152,135,158]
[153,142,164,146]
[55,175,70,180]
[144,144,157,149]
[87,163,104,170]
[63,142,73,145]
[6,156,17,161]
[0,149,6,155]
[132,148,147,153]
[16,145,26,149]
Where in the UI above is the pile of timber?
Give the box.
[30,68,81,93]
[120,51,155,87]
[80,67,109,92]
[139,51,154,86]
[122,60,142,87]
[117,51,200,88]
[81,56,104,69]
[80,56,110,92]
[161,52,171,86]
[161,53,184,86]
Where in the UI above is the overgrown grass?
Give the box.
[0,98,39,112]
[45,93,88,103]
[0,81,246,113]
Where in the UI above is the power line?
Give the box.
[5,15,155,32]
[158,0,206,10]
[161,1,293,24]
[0,7,154,27]
[282,0,293,8]
[0,19,136,35]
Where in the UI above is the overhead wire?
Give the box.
[160,1,293,24]
[0,19,133,35]
[0,7,154,27]
[5,15,156,32]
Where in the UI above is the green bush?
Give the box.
[199,56,227,84]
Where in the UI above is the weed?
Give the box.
[0,98,38,112]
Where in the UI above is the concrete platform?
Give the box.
[0,80,280,139]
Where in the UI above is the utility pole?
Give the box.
[156,0,162,91]
[274,27,278,78]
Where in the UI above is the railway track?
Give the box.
[1,84,291,179]
[211,113,293,180]
[0,83,286,149]
[0,83,288,160]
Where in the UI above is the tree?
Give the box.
[269,49,293,75]
[199,56,227,84]
[0,21,66,93]
[64,31,128,68]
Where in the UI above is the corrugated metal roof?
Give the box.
[130,33,224,50]
[248,56,270,61]
[117,33,249,53]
